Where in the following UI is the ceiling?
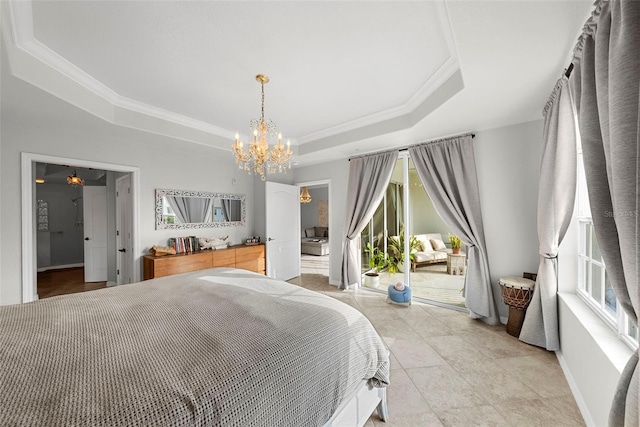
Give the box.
[2,1,593,167]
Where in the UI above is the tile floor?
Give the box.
[382,263,466,308]
[288,273,585,427]
[301,253,465,308]
[300,253,330,276]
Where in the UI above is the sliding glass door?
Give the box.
[361,154,466,308]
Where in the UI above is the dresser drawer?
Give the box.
[236,245,265,263]
[212,248,235,267]
[235,259,266,274]
[146,252,213,279]
[143,244,265,279]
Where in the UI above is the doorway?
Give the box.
[298,180,331,279]
[34,163,110,296]
[360,154,466,309]
[21,153,139,303]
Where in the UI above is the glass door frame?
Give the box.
[400,152,411,286]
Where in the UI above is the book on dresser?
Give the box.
[168,236,199,254]
[143,243,265,280]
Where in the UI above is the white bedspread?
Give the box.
[0,268,389,426]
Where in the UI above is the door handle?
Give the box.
[268,237,275,241]
[84,237,90,241]
[118,248,126,253]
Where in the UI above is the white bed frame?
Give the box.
[323,380,388,426]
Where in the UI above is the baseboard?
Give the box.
[37,263,84,272]
[107,281,117,287]
[556,350,596,427]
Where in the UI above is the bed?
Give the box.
[0,268,389,426]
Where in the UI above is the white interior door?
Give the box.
[83,186,108,282]
[116,175,133,285]
[266,182,300,280]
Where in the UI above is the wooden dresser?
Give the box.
[143,244,265,280]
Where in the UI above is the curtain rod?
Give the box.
[404,133,475,152]
[348,133,475,161]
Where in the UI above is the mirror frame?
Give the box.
[155,188,246,230]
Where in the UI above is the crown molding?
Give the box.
[5,1,236,143]
[296,0,460,145]
[295,56,460,145]
[5,0,457,152]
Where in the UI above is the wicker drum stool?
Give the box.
[499,276,535,337]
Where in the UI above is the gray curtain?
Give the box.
[568,1,639,425]
[166,196,212,224]
[341,151,398,290]
[519,76,577,351]
[409,135,499,325]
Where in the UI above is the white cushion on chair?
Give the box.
[414,252,435,262]
[430,238,447,251]
[414,235,433,252]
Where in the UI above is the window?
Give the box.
[361,177,403,274]
[576,148,638,348]
[161,196,176,224]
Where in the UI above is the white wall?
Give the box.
[409,181,451,238]
[474,120,543,319]
[301,187,328,230]
[1,109,256,305]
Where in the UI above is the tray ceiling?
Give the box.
[2,1,594,166]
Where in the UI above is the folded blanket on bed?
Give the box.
[0,268,388,426]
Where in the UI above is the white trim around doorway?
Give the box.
[296,179,332,284]
[21,152,140,303]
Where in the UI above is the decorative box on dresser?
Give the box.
[143,243,265,280]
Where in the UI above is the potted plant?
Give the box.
[364,242,386,287]
[388,226,421,273]
[449,233,462,254]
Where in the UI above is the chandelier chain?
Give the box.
[261,80,265,122]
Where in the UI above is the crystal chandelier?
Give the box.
[300,187,312,204]
[66,169,84,186]
[232,75,292,181]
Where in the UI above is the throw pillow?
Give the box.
[430,238,447,251]
[305,228,315,238]
[315,227,328,238]
[422,242,435,252]
[415,236,432,252]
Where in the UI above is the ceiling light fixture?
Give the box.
[232,74,292,181]
[300,187,312,204]
[66,169,84,186]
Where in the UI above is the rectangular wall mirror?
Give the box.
[155,189,246,230]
